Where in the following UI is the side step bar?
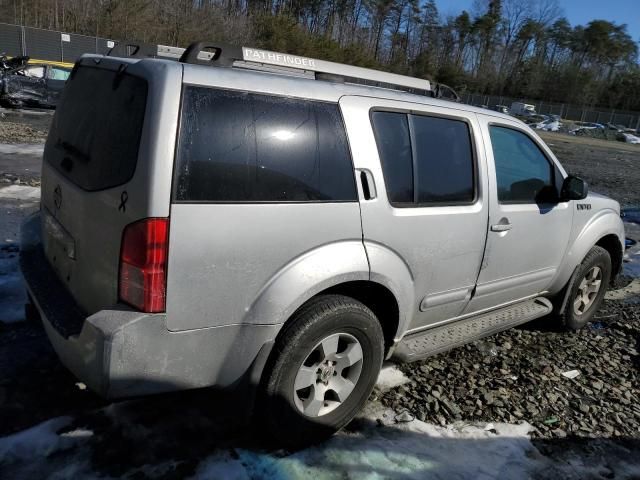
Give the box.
[393,297,553,362]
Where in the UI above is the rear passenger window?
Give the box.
[411,115,474,204]
[175,87,356,202]
[371,111,475,206]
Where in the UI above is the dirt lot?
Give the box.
[0,119,639,478]
[539,131,640,207]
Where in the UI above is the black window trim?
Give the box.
[171,83,359,204]
[487,122,565,206]
[370,107,480,208]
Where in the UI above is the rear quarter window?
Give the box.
[174,87,357,202]
[45,65,147,191]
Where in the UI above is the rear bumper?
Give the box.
[20,212,279,399]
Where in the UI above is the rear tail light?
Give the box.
[119,218,169,313]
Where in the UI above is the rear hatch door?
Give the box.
[40,58,179,315]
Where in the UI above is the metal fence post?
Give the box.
[20,25,26,56]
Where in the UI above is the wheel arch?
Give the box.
[595,234,623,281]
[317,281,400,356]
[550,210,625,294]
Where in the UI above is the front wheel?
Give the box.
[559,246,612,330]
[259,295,384,447]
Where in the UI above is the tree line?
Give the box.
[2,0,639,111]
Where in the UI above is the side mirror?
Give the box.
[560,175,588,201]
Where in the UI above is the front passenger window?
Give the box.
[489,126,554,203]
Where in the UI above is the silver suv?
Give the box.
[20,42,625,444]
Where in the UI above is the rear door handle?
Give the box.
[359,169,376,200]
[490,223,512,232]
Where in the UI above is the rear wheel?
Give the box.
[260,295,384,447]
[559,246,611,330]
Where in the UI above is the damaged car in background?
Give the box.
[0,59,71,109]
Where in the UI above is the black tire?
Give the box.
[559,246,611,330]
[259,294,384,448]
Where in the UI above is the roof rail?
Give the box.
[168,41,432,96]
[106,42,158,59]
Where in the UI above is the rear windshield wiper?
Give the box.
[55,140,91,164]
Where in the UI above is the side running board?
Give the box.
[394,297,553,362]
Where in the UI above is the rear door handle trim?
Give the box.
[358,169,376,200]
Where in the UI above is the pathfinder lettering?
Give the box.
[243,48,316,68]
[577,204,592,210]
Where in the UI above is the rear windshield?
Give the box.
[45,65,147,191]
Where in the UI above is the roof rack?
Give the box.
[168,41,432,96]
[108,41,450,98]
[106,42,158,59]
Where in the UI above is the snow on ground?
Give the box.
[0,417,75,463]
[0,143,44,155]
[0,406,546,479]
[191,418,539,480]
[0,184,41,200]
[375,362,411,390]
[6,400,637,479]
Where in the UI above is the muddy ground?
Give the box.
[0,113,639,478]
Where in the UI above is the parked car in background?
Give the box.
[0,53,30,72]
[492,104,509,114]
[0,62,71,108]
[510,102,536,116]
[569,122,605,135]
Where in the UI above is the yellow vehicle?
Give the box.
[27,58,74,69]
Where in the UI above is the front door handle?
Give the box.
[490,222,512,232]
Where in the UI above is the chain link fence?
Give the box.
[461,93,640,130]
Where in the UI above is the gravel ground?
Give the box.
[0,108,52,143]
[539,131,640,207]
[0,121,48,144]
[380,299,640,439]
